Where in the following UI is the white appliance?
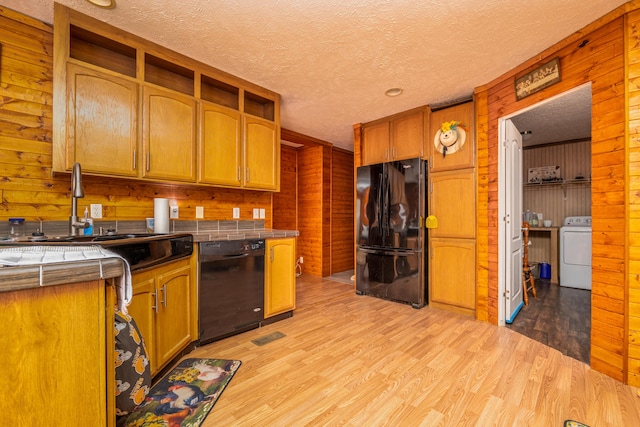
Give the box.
[559,216,592,289]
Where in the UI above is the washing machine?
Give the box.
[559,216,592,289]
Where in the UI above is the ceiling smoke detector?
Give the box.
[385,88,403,97]
[86,0,116,9]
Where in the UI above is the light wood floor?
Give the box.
[189,274,640,426]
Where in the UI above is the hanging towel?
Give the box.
[0,245,132,312]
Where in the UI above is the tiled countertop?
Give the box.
[190,229,299,243]
[0,257,125,293]
[0,228,298,292]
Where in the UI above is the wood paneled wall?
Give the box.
[0,7,272,225]
[476,8,628,382]
[297,145,331,277]
[273,145,298,230]
[331,147,354,274]
[626,8,640,387]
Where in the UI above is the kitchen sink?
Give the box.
[35,233,173,243]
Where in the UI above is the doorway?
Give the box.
[498,83,592,363]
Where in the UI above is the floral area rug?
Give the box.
[118,358,241,427]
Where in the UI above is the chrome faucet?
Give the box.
[69,162,89,236]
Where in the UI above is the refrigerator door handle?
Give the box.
[376,172,384,237]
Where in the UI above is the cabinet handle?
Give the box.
[146,152,150,172]
[270,247,274,262]
[133,150,137,170]
[429,155,433,169]
[152,291,158,314]
[237,166,241,182]
[246,167,250,183]
[385,148,389,160]
[161,283,167,307]
[392,146,396,158]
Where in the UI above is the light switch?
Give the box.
[253,208,260,219]
[196,206,204,219]
[233,207,240,219]
[259,208,265,219]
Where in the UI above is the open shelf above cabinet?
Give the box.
[145,53,194,96]
[201,75,239,110]
[70,24,136,77]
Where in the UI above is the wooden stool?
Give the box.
[522,222,537,305]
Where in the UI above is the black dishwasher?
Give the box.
[198,239,265,345]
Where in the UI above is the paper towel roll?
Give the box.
[154,198,170,233]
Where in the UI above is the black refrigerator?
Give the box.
[355,157,427,308]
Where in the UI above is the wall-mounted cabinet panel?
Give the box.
[199,102,242,187]
[244,116,279,190]
[142,86,197,182]
[429,102,475,172]
[361,107,426,166]
[54,4,281,191]
[362,121,390,165]
[66,63,138,176]
[429,169,476,239]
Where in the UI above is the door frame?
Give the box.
[497,83,591,326]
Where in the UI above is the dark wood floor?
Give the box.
[506,279,591,364]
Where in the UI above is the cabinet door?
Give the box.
[199,102,242,187]
[67,63,138,176]
[362,121,390,165]
[391,110,423,160]
[127,275,157,373]
[244,116,278,190]
[0,280,109,426]
[429,102,475,172]
[265,238,296,317]
[429,169,476,239]
[155,264,192,368]
[142,86,197,182]
[429,237,476,312]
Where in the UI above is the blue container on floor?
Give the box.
[540,262,551,280]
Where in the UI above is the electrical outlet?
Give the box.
[170,205,179,219]
[253,208,259,219]
[90,204,102,219]
[259,208,265,219]
[233,207,240,219]
[195,206,204,219]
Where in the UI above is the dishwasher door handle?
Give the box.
[199,252,255,262]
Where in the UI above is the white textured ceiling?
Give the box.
[7,0,627,151]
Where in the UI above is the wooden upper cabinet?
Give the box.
[142,86,197,182]
[361,107,425,166]
[429,102,475,172]
[391,109,424,160]
[199,102,242,187]
[66,63,138,176]
[244,116,279,190]
[362,121,390,165]
[53,5,281,190]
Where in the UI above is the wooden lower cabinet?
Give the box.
[429,237,476,315]
[128,258,193,375]
[265,237,296,317]
[0,280,115,426]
